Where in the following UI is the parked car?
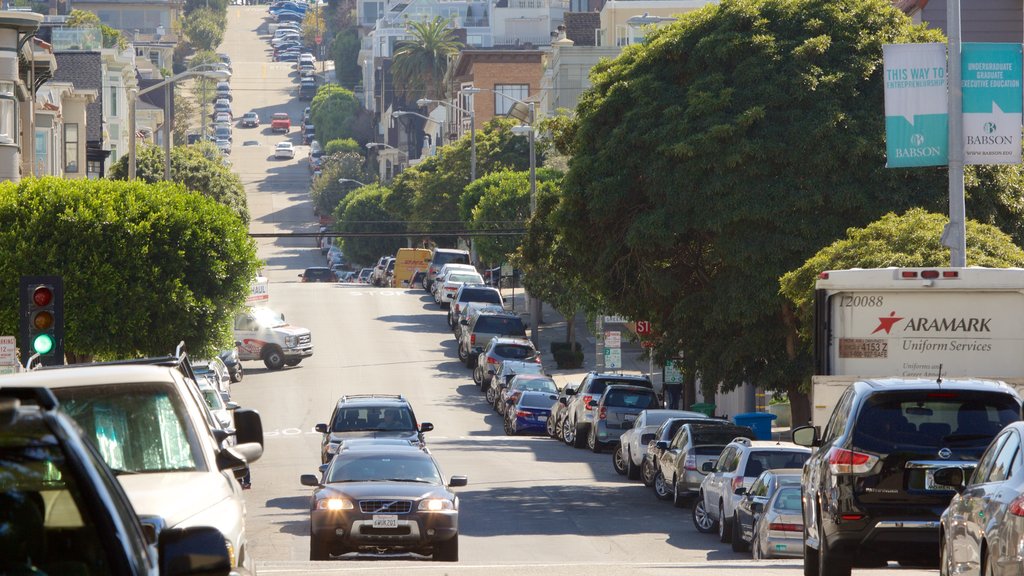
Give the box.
[694,437,810,545]
[303,123,316,144]
[749,486,804,559]
[454,302,505,340]
[587,385,660,453]
[731,468,803,553]
[314,394,433,464]
[299,266,337,283]
[463,320,533,382]
[496,373,558,416]
[654,421,754,505]
[241,111,260,127]
[560,372,654,449]
[358,267,373,283]
[938,420,1024,576]
[275,141,295,159]
[214,112,233,126]
[436,270,485,308]
[0,385,234,576]
[271,112,291,132]
[793,378,1021,574]
[643,416,731,487]
[486,358,545,404]
[216,139,232,155]
[505,390,559,436]
[547,381,581,439]
[213,99,233,118]
[300,445,465,560]
[431,263,477,301]
[614,409,708,479]
[214,124,232,142]
[371,256,395,286]
[449,284,504,330]
[425,248,471,291]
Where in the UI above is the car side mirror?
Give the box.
[318,464,328,475]
[558,397,568,406]
[933,467,966,492]
[233,409,264,447]
[300,474,320,487]
[791,425,820,448]
[449,475,468,487]
[655,441,669,451]
[315,423,328,434]
[159,525,231,576]
[226,401,240,411]
[734,486,747,496]
[298,273,303,277]
[460,319,468,325]
[420,422,434,433]
[701,461,715,473]
[234,340,242,347]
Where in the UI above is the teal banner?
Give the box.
[962,43,1022,164]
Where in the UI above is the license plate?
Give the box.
[537,415,547,422]
[372,515,398,528]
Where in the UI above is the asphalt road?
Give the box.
[221,6,936,575]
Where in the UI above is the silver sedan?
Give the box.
[749,486,803,559]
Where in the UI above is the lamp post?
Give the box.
[417,89,479,181]
[128,64,231,180]
[337,178,367,186]
[509,101,539,348]
[366,142,407,182]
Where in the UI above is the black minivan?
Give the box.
[793,378,1021,576]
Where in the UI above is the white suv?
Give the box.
[693,437,810,544]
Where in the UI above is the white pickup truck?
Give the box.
[233,306,313,371]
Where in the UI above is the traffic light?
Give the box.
[19,275,64,367]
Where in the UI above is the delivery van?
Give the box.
[393,248,432,288]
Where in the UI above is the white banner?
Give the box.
[883,43,949,167]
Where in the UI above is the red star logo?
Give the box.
[872,311,904,335]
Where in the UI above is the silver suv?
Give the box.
[561,373,654,449]
[589,385,660,453]
[458,311,527,368]
[693,437,810,545]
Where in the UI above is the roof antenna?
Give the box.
[936,363,943,385]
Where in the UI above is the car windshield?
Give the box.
[460,288,501,304]
[434,252,469,267]
[743,451,809,477]
[603,389,658,409]
[331,407,415,432]
[493,344,533,359]
[326,453,441,484]
[589,378,651,395]
[201,388,224,411]
[512,378,557,394]
[476,317,526,337]
[693,427,753,446]
[852,391,1020,453]
[773,487,802,511]
[449,274,483,284]
[54,383,201,474]
[251,307,286,327]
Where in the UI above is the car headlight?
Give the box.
[316,498,354,511]
[418,499,454,512]
[326,442,341,454]
[285,335,297,347]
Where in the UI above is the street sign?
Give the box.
[603,315,628,324]
[664,360,683,384]
[604,331,621,348]
[501,263,513,276]
[604,348,621,369]
[635,320,653,336]
[315,34,323,45]
[641,340,656,348]
[0,335,16,365]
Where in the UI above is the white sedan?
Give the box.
[274,142,295,159]
[437,271,485,306]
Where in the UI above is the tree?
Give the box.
[333,185,404,265]
[778,208,1024,422]
[324,138,361,156]
[108,143,249,224]
[331,28,362,89]
[173,86,197,145]
[389,17,462,103]
[0,177,260,361]
[466,168,561,266]
[310,151,371,216]
[183,8,225,52]
[301,6,327,49]
[66,9,126,49]
[549,0,1024,407]
[310,85,369,144]
[184,0,227,13]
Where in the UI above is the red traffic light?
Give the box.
[32,285,53,307]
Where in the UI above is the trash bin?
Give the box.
[690,402,716,417]
[733,412,778,440]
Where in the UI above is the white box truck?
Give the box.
[810,267,1024,425]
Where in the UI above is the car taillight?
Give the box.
[731,476,744,492]
[583,395,595,410]
[769,523,803,532]
[684,454,697,471]
[827,447,878,474]
[598,407,606,420]
[486,356,499,366]
[1010,496,1024,517]
[516,410,531,418]
[470,334,476,346]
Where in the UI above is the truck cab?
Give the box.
[233,306,313,370]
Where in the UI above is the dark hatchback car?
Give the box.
[301,446,466,561]
[315,394,434,463]
[642,417,729,486]
[505,390,558,435]
[794,378,1022,576]
[654,422,754,505]
[300,267,337,283]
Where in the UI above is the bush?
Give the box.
[551,341,583,368]
[324,138,361,156]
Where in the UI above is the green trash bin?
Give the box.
[690,402,716,417]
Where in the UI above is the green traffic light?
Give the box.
[32,333,54,355]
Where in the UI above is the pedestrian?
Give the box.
[663,381,682,410]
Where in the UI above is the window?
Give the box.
[0,81,16,145]
[64,124,79,173]
[109,86,118,117]
[34,130,47,177]
[985,431,1021,484]
[494,84,529,116]
[972,432,1008,485]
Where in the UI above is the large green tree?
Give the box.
[109,143,249,224]
[183,7,225,52]
[466,168,561,266]
[390,17,462,103]
[334,185,404,265]
[549,0,1024,409]
[0,177,260,361]
[310,85,370,144]
[331,28,362,89]
[779,209,1024,420]
[310,151,372,217]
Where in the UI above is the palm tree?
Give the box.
[390,17,463,103]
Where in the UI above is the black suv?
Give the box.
[793,378,1022,576]
[0,385,233,575]
[315,394,434,463]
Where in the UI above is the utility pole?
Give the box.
[943,0,967,267]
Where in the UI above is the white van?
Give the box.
[233,306,313,370]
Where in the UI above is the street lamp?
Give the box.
[128,64,231,181]
[417,88,480,181]
[366,142,408,182]
[503,95,540,349]
[337,178,367,186]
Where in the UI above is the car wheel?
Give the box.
[497,397,507,416]
[432,534,458,562]
[731,512,749,552]
[503,418,514,435]
[588,426,602,453]
[485,385,497,406]
[231,367,243,383]
[718,500,732,543]
[572,422,587,449]
[309,534,331,561]
[653,470,673,501]
[612,445,628,476]
[641,458,657,487]
[692,494,716,533]
[625,449,641,480]
[672,477,688,508]
[561,417,575,445]
[285,359,301,366]
[546,413,559,438]
[262,346,285,370]
[817,514,851,576]
[472,364,483,385]
[751,528,762,560]
[459,344,469,365]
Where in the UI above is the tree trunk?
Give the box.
[781,302,811,427]
[64,351,94,365]
[565,309,576,345]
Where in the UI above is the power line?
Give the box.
[249,230,525,238]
